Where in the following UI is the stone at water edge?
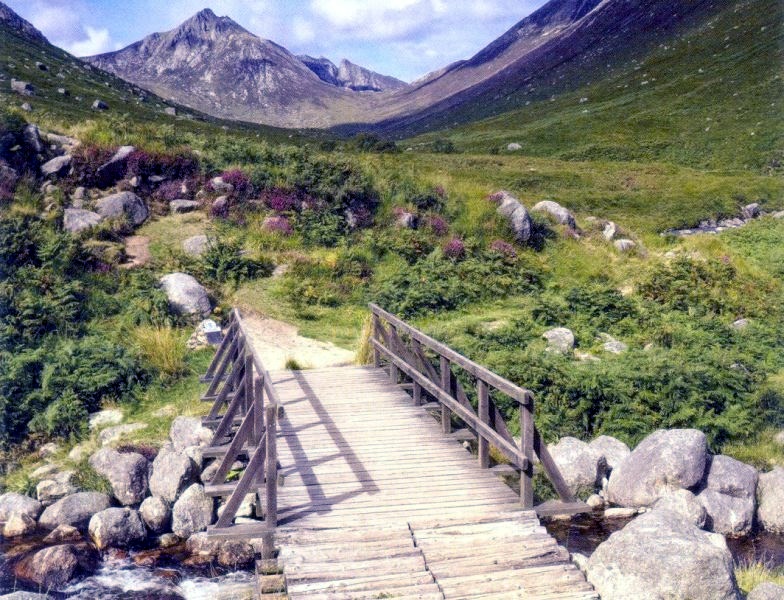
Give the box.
[2,511,37,537]
[89,447,149,506]
[654,489,708,528]
[587,509,740,600]
[43,523,82,544]
[186,532,255,568]
[588,436,630,472]
[697,455,758,537]
[149,443,197,503]
[548,437,607,497]
[88,507,147,550]
[748,583,784,600]
[38,491,112,530]
[757,467,784,533]
[542,327,575,354]
[169,416,213,452]
[172,484,214,538]
[0,492,42,521]
[160,273,211,317]
[140,496,171,534]
[607,428,708,507]
[532,200,576,229]
[36,470,78,505]
[13,544,81,591]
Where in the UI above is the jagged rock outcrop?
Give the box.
[299,55,407,92]
[0,2,47,43]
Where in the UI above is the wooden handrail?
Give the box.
[369,303,576,509]
[201,309,280,554]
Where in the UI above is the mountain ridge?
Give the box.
[0,1,47,44]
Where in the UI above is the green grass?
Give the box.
[735,561,784,596]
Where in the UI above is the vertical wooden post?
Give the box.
[265,403,278,529]
[477,379,490,469]
[412,339,423,406]
[252,374,264,445]
[388,325,400,384]
[243,353,253,417]
[520,393,535,509]
[372,312,381,368]
[439,356,453,434]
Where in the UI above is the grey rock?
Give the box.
[0,492,42,521]
[149,444,197,503]
[41,155,72,178]
[533,200,576,228]
[139,496,170,533]
[170,199,200,213]
[494,191,533,243]
[588,436,631,472]
[89,409,123,430]
[0,592,51,600]
[587,494,605,509]
[602,335,629,354]
[99,423,147,446]
[586,509,740,600]
[63,208,102,233]
[39,492,112,530]
[170,416,212,452]
[607,429,708,507]
[697,455,757,537]
[20,102,32,112]
[160,273,211,317]
[88,507,146,550]
[38,443,59,459]
[614,239,637,252]
[183,235,209,256]
[542,327,575,354]
[741,203,760,220]
[748,583,784,600]
[22,124,44,154]
[10,79,34,96]
[211,196,229,216]
[30,463,59,480]
[772,210,784,219]
[172,484,214,538]
[95,191,148,226]
[89,447,149,506]
[47,133,79,149]
[165,107,177,116]
[185,531,254,567]
[95,145,135,188]
[603,221,619,241]
[604,507,638,519]
[13,544,80,591]
[57,87,69,96]
[732,318,750,331]
[2,511,37,537]
[43,523,82,544]
[654,489,708,528]
[92,99,108,110]
[210,177,234,195]
[775,430,784,446]
[507,143,522,151]
[757,467,784,533]
[548,437,607,496]
[36,471,77,505]
[395,211,417,229]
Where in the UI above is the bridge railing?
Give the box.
[200,308,279,552]
[369,303,579,513]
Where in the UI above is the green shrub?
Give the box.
[28,390,88,441]
[201,237,274,285]
[296,208,347,247]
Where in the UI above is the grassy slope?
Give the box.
[407,0,783,172]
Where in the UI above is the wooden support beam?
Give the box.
[520,393,535,509]
[440,356,453,435]
[477,379,490,469]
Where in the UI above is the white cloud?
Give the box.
[68,26,113,56]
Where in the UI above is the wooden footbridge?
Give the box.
[199,305,598,599]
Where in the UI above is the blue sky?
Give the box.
[7,0,547,82]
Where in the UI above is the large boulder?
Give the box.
[3,511,37,537]
[139,496,170,533]
[697,455,757,537]
[88,507,147,550]
[40,155,72,178]
[607,429,708,507]
[13,545,80,591]
[586,509,740,600]
[11,79,34,96]
[548,437,606,496]
[95,145,134,188]
[654,489,707,528]
[0,492,42,521]
[95,191,148,226]
[63,208,102,233]
[493,191,532,243]
[170,199,200,214]
[89,447,149,506]
[588,436,631,472]
[186,531,254,568]
[748,583,784,600]
[170,416,212,452]
[88,409,123,430]
[38,492,111,530]
[542,327,575,354]
[149,443,197,503]
[36,471,77,505]
[172,484,213,538]
[160,273,211,317]
[532,200,576,228]
[757,467,784,533]
[98,422,147,446]
[23,124,44,155]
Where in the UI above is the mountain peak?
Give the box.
[176,7,247,38]
[0,1,47,43]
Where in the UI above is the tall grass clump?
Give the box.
[131,325,188,379]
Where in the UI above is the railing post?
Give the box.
[243,353,253,417]
[265,403,278,529]
[477,379,490,469]
[412,339,423,406]
[252,374,264,445]
[388,325,400,384]
[372,312,382,368]
[520,393,535,509]
[439,356,453,434]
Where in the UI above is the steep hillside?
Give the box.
[299,56,407,92]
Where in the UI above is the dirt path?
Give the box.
[122,236,151,269]
[240,311,355,371]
